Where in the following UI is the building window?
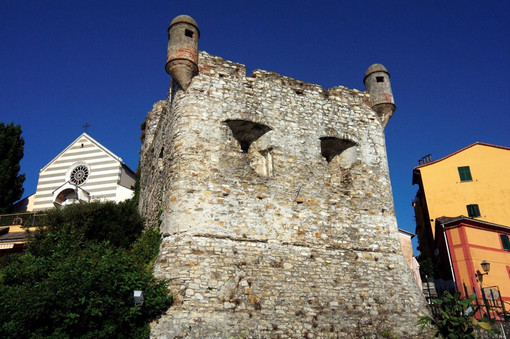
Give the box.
[501,234,510,251]
[69,164,90,185]
[458,166,472,182]
[466,204,481,218]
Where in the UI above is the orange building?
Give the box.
[413,142,510,259]
[0,224,26,255]
[0,213,44,256]
[413,142,510,312]
[434,217,510,304]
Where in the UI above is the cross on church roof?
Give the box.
[82,123,90,133]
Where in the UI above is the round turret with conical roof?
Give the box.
[166,15,200,91]
[363,63,396,128]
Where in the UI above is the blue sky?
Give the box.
[2,1,509,252]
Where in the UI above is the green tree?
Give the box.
[0,122,25,213]
[0,201,172,338]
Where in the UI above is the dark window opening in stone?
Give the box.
[185,29,194,38]
[224,120,272,153]
[320,137,357,163]
[376,76,384,83]
[294,89,304,95]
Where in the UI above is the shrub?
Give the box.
[417,291,497,338]
[0,201,171,338]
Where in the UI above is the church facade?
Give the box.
[31,133,135,211]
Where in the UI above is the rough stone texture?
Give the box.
[140,51,431,338]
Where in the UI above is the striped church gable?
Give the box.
[32,133,134,211]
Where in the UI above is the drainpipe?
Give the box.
[442,224,456,289]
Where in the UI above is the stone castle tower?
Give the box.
[139,15,429,338]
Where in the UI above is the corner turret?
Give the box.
[363,64,396,128]
[165,15,200,91]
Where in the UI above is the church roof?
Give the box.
[39,133,131,173]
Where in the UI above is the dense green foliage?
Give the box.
[0,201,172,338]
[38,200,145,249]
[0,122,25,213]
[418,291,496,338]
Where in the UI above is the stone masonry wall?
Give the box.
[139,51,431,338]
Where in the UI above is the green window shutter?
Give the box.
[458,166,472,181]
[467,204,481,218]
[474,204,480,217]
[501,235,510,251]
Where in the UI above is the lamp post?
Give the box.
[475,260,490,285]
[475,260,491,321]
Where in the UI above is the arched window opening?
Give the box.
[320,137,357,163]
[224,120,271,153]
[55,188,77,206]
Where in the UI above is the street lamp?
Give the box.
[476,260,490,284]
[480,260,490,274]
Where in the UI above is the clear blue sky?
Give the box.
[2,1,509,252]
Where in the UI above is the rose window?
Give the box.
[70,165,89,185]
